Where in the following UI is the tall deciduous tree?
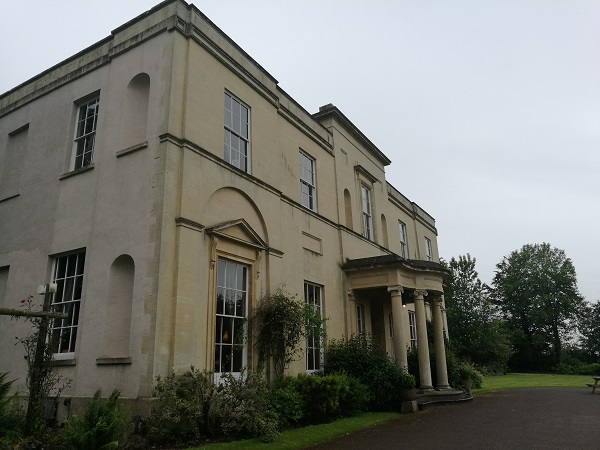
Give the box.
[443,254,511,372]
[492,243,583,371]
[578,300,600,363]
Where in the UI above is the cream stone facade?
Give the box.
[0,0,449,415]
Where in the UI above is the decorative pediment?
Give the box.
[205,219,267,250]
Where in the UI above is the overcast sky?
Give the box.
[2,1,599,301]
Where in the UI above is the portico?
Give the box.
[343,255,450,392]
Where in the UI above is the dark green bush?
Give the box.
[554,363,600,375]
[149,367,279,444]
[444,348,464,388]
[338,375,370,417]
[292,374,350,423]
[64,389,130,450]
[398,370,416,389]
[269,377,304,428]
[458,363,484,389]
[213,371,279,442]
[149,367,218,444]
[324,335,406,411]
[0,372,24,444]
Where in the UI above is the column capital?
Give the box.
[413,290,428,299]
[431,296,444,304]
[386,285,404,296]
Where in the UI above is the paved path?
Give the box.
[308,388,600,449]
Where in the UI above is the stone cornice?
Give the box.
[313,104,391,167]
[342,254,448,277]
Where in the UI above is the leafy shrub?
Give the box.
[269,377,304,428]
[554,363,600,375]
[458,363,484,389]
[0,372,24,444]
[444,347,464,389]
[338,375,369,417]
[292,374,350,424]
[149,367,279,444]
[64,389,130,450]
[148,366,218,444]
[325,335,406,410]
[399,370,416,389]
[213,371,279,442]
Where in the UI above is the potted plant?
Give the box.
[398,370,417,401]
[459,362,483,394]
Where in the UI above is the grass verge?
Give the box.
[189,412,400,449]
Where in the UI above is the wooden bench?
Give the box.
[587,376,600,393]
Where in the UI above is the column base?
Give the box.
[418,386,435,394]
[436,384,452,390]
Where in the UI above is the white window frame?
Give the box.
[50,250,86,359]
[214,258,248,382]
[361,185,373,240]
[304,282,323,373]
[224,92,250,173]
[72,97,99,170]
[399,221,408,258]
[356,303,365,336]
[425,237,433,261]
[300,151,317,211]
[408,310,417,348]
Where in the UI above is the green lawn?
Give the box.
[190,373,593,449]
[474,373,592,393]
[190,412,400,450]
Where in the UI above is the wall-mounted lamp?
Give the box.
[36,283,57,295]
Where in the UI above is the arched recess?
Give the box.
[381,214,389,248]
[121,73,150,148]
[202,187,269,245]
[344,189,353,229]
[101,254,135,357]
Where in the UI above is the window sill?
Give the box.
[96,356,132,365]
[59,164,95,180]
[50,358,76,367]
[116,141,148,158]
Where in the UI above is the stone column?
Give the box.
[432,298,450,390]
[387,285,407,369]
[413,290,433,392]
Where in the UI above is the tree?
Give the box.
[578,300,600,363]
[443,255,511,372]
[492,243,584,371]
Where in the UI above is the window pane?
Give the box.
[217,260,226,287]
[63,278,74,302]
[236,292,244,317]
[214,346,221,372]
[233,115,241,134]
[225,290,235,315]
[216,288,225,314]
[232,345,243,372]
[221,345,232,372]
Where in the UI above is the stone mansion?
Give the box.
[0,0,450,415]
